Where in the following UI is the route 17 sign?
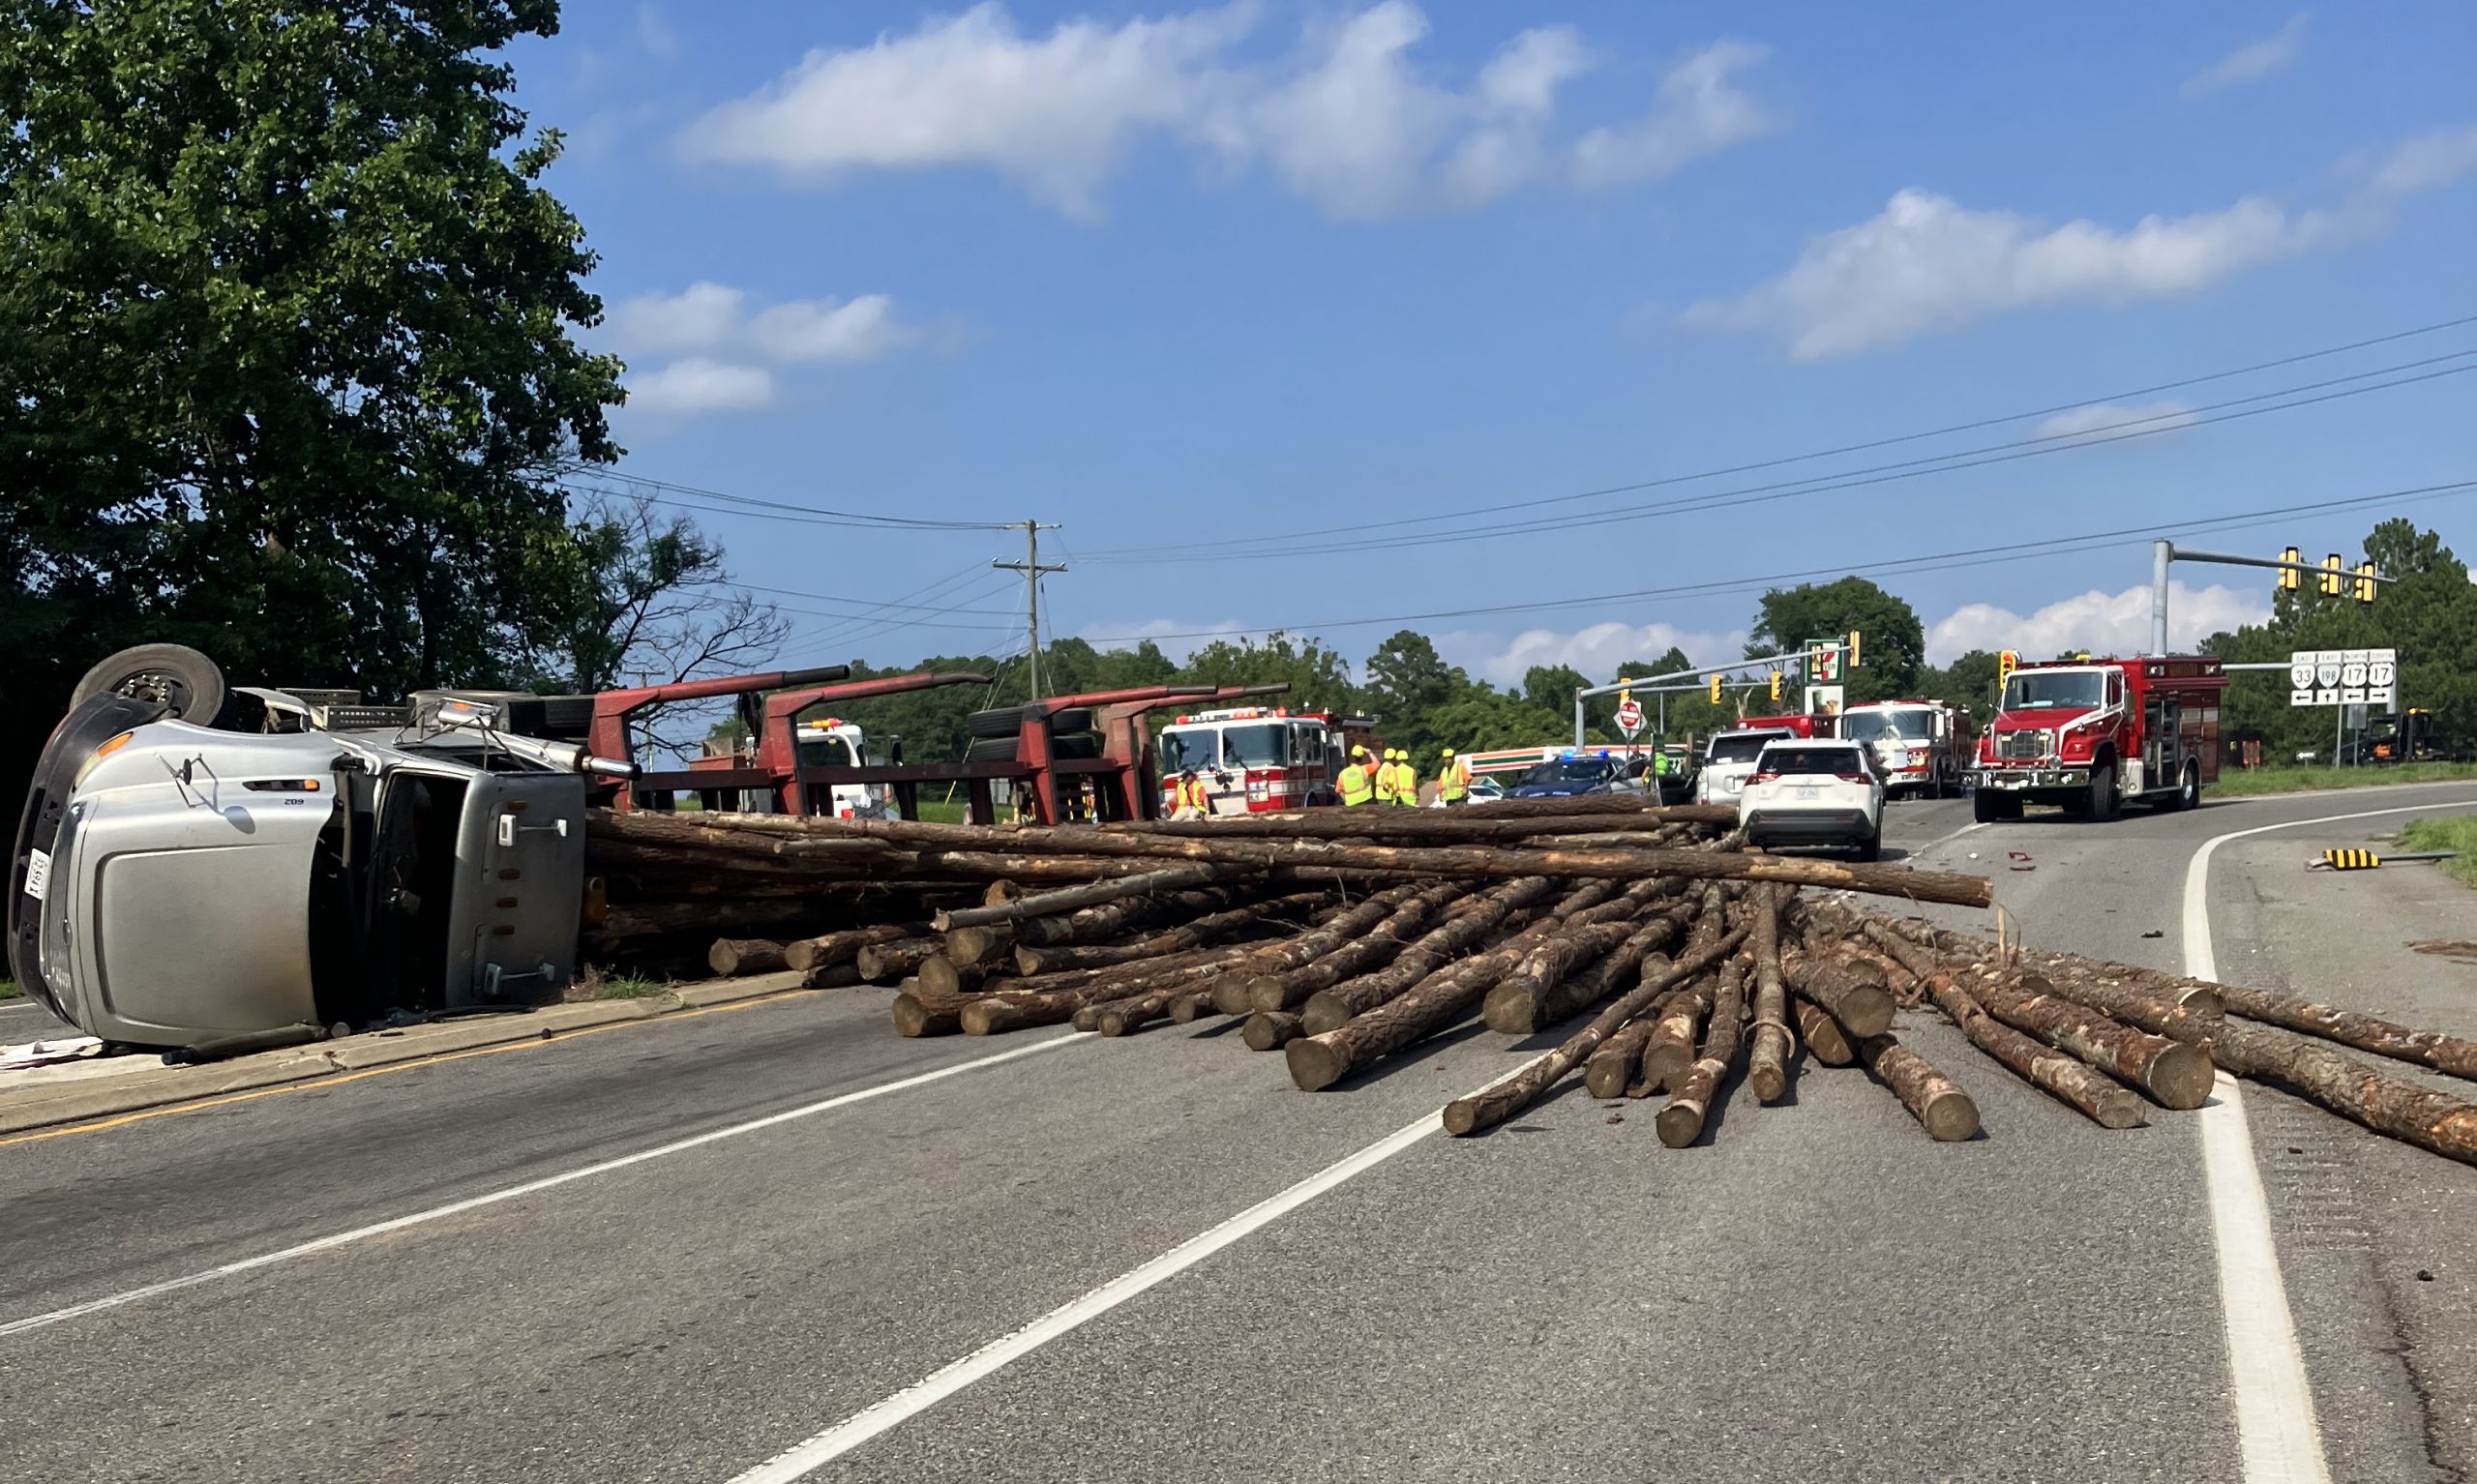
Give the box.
[1614,697,1645,736]
[2291,647,2397,708]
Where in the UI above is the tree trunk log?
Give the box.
[1584,1007,1669,1100]
[1657,960,1748,1147]
[1243,1010,1305,1052]
[2214,984,2477,1084]
[933,864,1250,932]
[2173,1015,2477,1167]
[1794,1001,1855,1066]
[1223,884,1462,1014]
[1784,951,1895,1040]
[1442,922,1751,1135]
[799,963,862,991]
[784,923,930,972]
[1477,878,1683,1032]
[1297,878,1567,1036]
[1103,804,1739,842]
[1857,1032,1980,1142]
[1010,892,1326,976]
[1747,887,1797,1103]
[940,924,1015,967]
[706,938,788,977]
[854,936,944,984]
[1963,968,2215,1110]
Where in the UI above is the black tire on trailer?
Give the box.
[1052,732,1102,759]
[71,643,231,728]
[966,705,1095,738]
[964,735,1021,763]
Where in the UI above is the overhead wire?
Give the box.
[1078,477,2477,645]
[562,465,1011,531]
[1083,353,2477,562]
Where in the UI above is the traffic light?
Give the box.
[2320,552,2343,597]
[2279,547,2301,592]
[1708,674,1722,705]
[1997,650,2018,688]
[1769,670,1783,702]
[2354,561,2377,605]
[1846,630,1862,668]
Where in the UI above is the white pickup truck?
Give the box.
[8,645,633,1054]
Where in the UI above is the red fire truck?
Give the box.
[1840,699,1976,799]
[1969,656,2226,822]
[1156,706,1379,814]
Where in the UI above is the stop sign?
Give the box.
[1615,698,1645,734]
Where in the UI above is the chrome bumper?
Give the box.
[1970,766,2089,790]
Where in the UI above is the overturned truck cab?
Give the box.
[9,645,628,1053]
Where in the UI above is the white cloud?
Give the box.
[625,357,775,418]
[1440,621,1748,688]
[2183,15,2305,98]
[1076,618,1251,663]
[2031,400,2199,444]
[607,283,921,424]
[1572,40,1780,189]
[2363,122,2477,198]
[637,2,681,61]
[682,5,1772,219]
[1925,581,2269,665]
[1687,188,2324,360]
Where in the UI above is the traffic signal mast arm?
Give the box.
[1571,638,1854,746]
[2150,540,2386,655]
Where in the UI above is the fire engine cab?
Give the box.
[1970,656,2225,822]
[1155,706,1376,814]
[1840,699,1975,799]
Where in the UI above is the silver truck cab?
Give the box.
[10,647,624,1052]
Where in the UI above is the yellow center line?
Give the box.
[0,990,821,1150]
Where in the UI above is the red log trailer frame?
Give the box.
[1969,655,2225,821]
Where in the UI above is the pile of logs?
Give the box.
[593,798,2477,1169]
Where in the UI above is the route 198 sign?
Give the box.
[2290,647,2397,709]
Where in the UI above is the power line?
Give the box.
[700,579,1016,618]
[1082,313,2477,557]
[563,466,1012,532]
[1078,478,2477,644]
[1084,356,2477,563]
[993,519,1065,699]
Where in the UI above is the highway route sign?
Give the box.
[2291,647,2397,708]
[1614,697,1645,736]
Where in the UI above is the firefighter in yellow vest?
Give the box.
[1388,749,1418,807]
[1435,747,1470,805]
[1372,748,1400,806]
[1337,747,1377,807]
[1170,769,1211,820]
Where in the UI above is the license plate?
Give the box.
[23,846,50,903]
[1794,786,1819,800]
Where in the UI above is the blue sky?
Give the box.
[512,2,2477,684]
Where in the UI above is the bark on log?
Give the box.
[940,924,1015,968]
[1747,887,1797,1104]
[798,963,863,991]
[1638,973,1719,1096]
[1237,884,1480,1015]
[1794,1001,1855,1066]
[1784,951,1895,1040]
[1010,892,1326,976]
[918,953,1008,998]
[707,938,788,977]
[2164,1015,2477,1167]
[933,864,1250,932]
[1168,989,1221,1024]
[854,936,944,984]
[784,923,929,973]
[2214,985,2477,1084]
[1013,887,1245,948]
[1243,1010,1305,1052]
[1857,1032,1981,1142]
[1964,968,2214,1111]
[2010,965,2227,1052]
[1104,804,1738,842]
[1584,1009,1669,1100]
[1859,923,2144,1130]
[1512,919,1689,1034]
[892,990,977,1038]
[1297,878,1567,1036]
[1441,922,1751,1135]
[1477,879,1684,1033]
[1657,960,1748,1147]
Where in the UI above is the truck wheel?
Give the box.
[1973,788,2003,824]
[71,643,231,728]
[2167,762,2200,812]
[2090,763,2120,821]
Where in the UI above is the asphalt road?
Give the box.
[2,783,2473,1483]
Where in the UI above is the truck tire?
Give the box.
[963,735,1020,762]
[2090,763,2120,821]
[965,731,1102,763]
[2154,761,2199,812]
[72,643,231,728]
[1972,788,2002,823]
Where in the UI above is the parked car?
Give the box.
[1695,727,1798,807]
[1738,738,1885,859]
[1505,753,1628,799]
[1440,774,1508,807]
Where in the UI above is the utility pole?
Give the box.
[994,519,1065,699]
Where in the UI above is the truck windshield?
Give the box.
[2002,672,2104,711]
[1709,731,1791,764]
[796,732,863,767]
[1223,724,1290,767]
[1158,729,1217,772]
[1842,710,1934,741]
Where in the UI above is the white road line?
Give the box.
[0,1032,1089,1341]
[724,1060,1544,1484]
[2182,794,2477,1484]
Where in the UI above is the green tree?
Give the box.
[1919,649,2005,725]
[0,0,620,786]
[1746,577,1925,703]
[1362,629,1471,757]
[1177,631,1356,711]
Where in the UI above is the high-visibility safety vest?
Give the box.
[1338,761,1376,807]
[1437,757,1469,802]
[1373,761,1399,804]
[1389,760,1418,805]
[1178,777,1211,814]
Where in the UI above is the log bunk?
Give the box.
[586,796,2477,1169]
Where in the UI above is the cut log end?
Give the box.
[890,993,949,1038]
[1168,991,1218,1024]
[1749,1064,1786,1103]
[2147,1042,2218,1111]
[1298,993,1354,1038]
[1640,1044,1693,1095]
[1243,1011,1303,1053]
[1654,1102,1705,1148]
[1441,1098,1482,1137]
[2090,1086,2149,1130]
[1286,1036,1348,1092]
[1582,1047,1634,1101]
[1480,982,1541,1036]
[959,998,1016,1036]
[945,926,1009,966]
[1920,1088,1982,1143]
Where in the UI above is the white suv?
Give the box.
[1738,739,1885,860]
[1696,727,1796,807]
